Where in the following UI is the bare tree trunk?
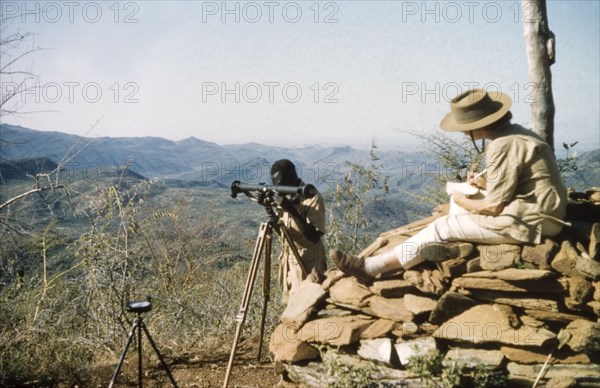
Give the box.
[522,0,556,150]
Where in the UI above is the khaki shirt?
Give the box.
[278,187,327,301]
[469,124,567,244]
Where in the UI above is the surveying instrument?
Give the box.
[109,298,178,388]
[222,181,317,387]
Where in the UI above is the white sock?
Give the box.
[364,254,392,276]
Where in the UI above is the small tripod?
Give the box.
[223,200,306,388]
[109,299,178,388]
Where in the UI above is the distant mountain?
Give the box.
[0,124,428,188]
[0,157,58,182]
[1,124,598,192]
[0,125,226,180]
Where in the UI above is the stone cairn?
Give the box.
[269,188,600,387]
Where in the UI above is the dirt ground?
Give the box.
[168,356,280,388]
[94,343,284,388]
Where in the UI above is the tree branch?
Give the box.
[0,185,65,210]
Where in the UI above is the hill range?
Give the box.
[1,124,598,193]
[0,124,436,191]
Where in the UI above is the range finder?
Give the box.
[126,300,152,314]
[230,180,317,199]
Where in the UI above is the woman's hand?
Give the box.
[467,171,487,189]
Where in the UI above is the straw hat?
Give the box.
[440,88,512,132]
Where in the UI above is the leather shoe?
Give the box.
[330,250,374,283]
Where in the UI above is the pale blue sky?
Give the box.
[1,1,598,152]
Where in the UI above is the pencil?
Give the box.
[473,168,487,179]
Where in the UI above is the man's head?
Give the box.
[440,88,512,138]
[271,159,300,186]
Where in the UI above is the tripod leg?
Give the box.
[257,228,272,361]
[279,223,308,277]
[140,322,179,387]
[138,317,143,388]
[223,222,271,388]
[109,319,139,388]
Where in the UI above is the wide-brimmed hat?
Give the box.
[440,88,512,132]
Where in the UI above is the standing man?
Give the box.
[270,159,327,302]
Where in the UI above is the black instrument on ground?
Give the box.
[109,298,178,388]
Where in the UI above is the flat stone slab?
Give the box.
[478,244,520,271]
[328,276,372,307]
[316,306,353,318]
[428,292,478,325]
[363,295,414,323]
[281,279,328,325]
[443,348,505,369]
[461,268,554,281]
[521,238,559,269]
[296,315,373,346]
[433,304,556,347]
[452,277,566,293]
[395,336,437,366]
[469,290,559,311]
[551,240,579,277]
[564,319,600,354]
[403,269,447,295]
[439,257,468,278]
[500,346,591,364]
[321,269,346,290]
[269,323,319,362]
[590,222,600,259]
[369,278,416,297]
[357,338,394,365]
[403,294,437,315]
[524,309,591,324]
[507,362,600,382]
[576,255,600,280]
[361,318,396,339]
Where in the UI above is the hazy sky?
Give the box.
[1,1,599,152]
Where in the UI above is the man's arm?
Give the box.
[277,196,323,243]
[452,192,505,216]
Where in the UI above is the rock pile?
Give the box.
[270,189,600,387]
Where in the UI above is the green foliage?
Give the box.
[325,141,385,254]
[557,141,579,180]
[319,347,378,388]
[407,350,507,388]
[472,364,508,388]
[0,176,284,385]
[401,129,485,208]
[407,349,450,387]
[0,266,94,385]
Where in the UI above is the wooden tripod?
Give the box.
[223,206,306,388]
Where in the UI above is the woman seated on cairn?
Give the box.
[331,88,568,283]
